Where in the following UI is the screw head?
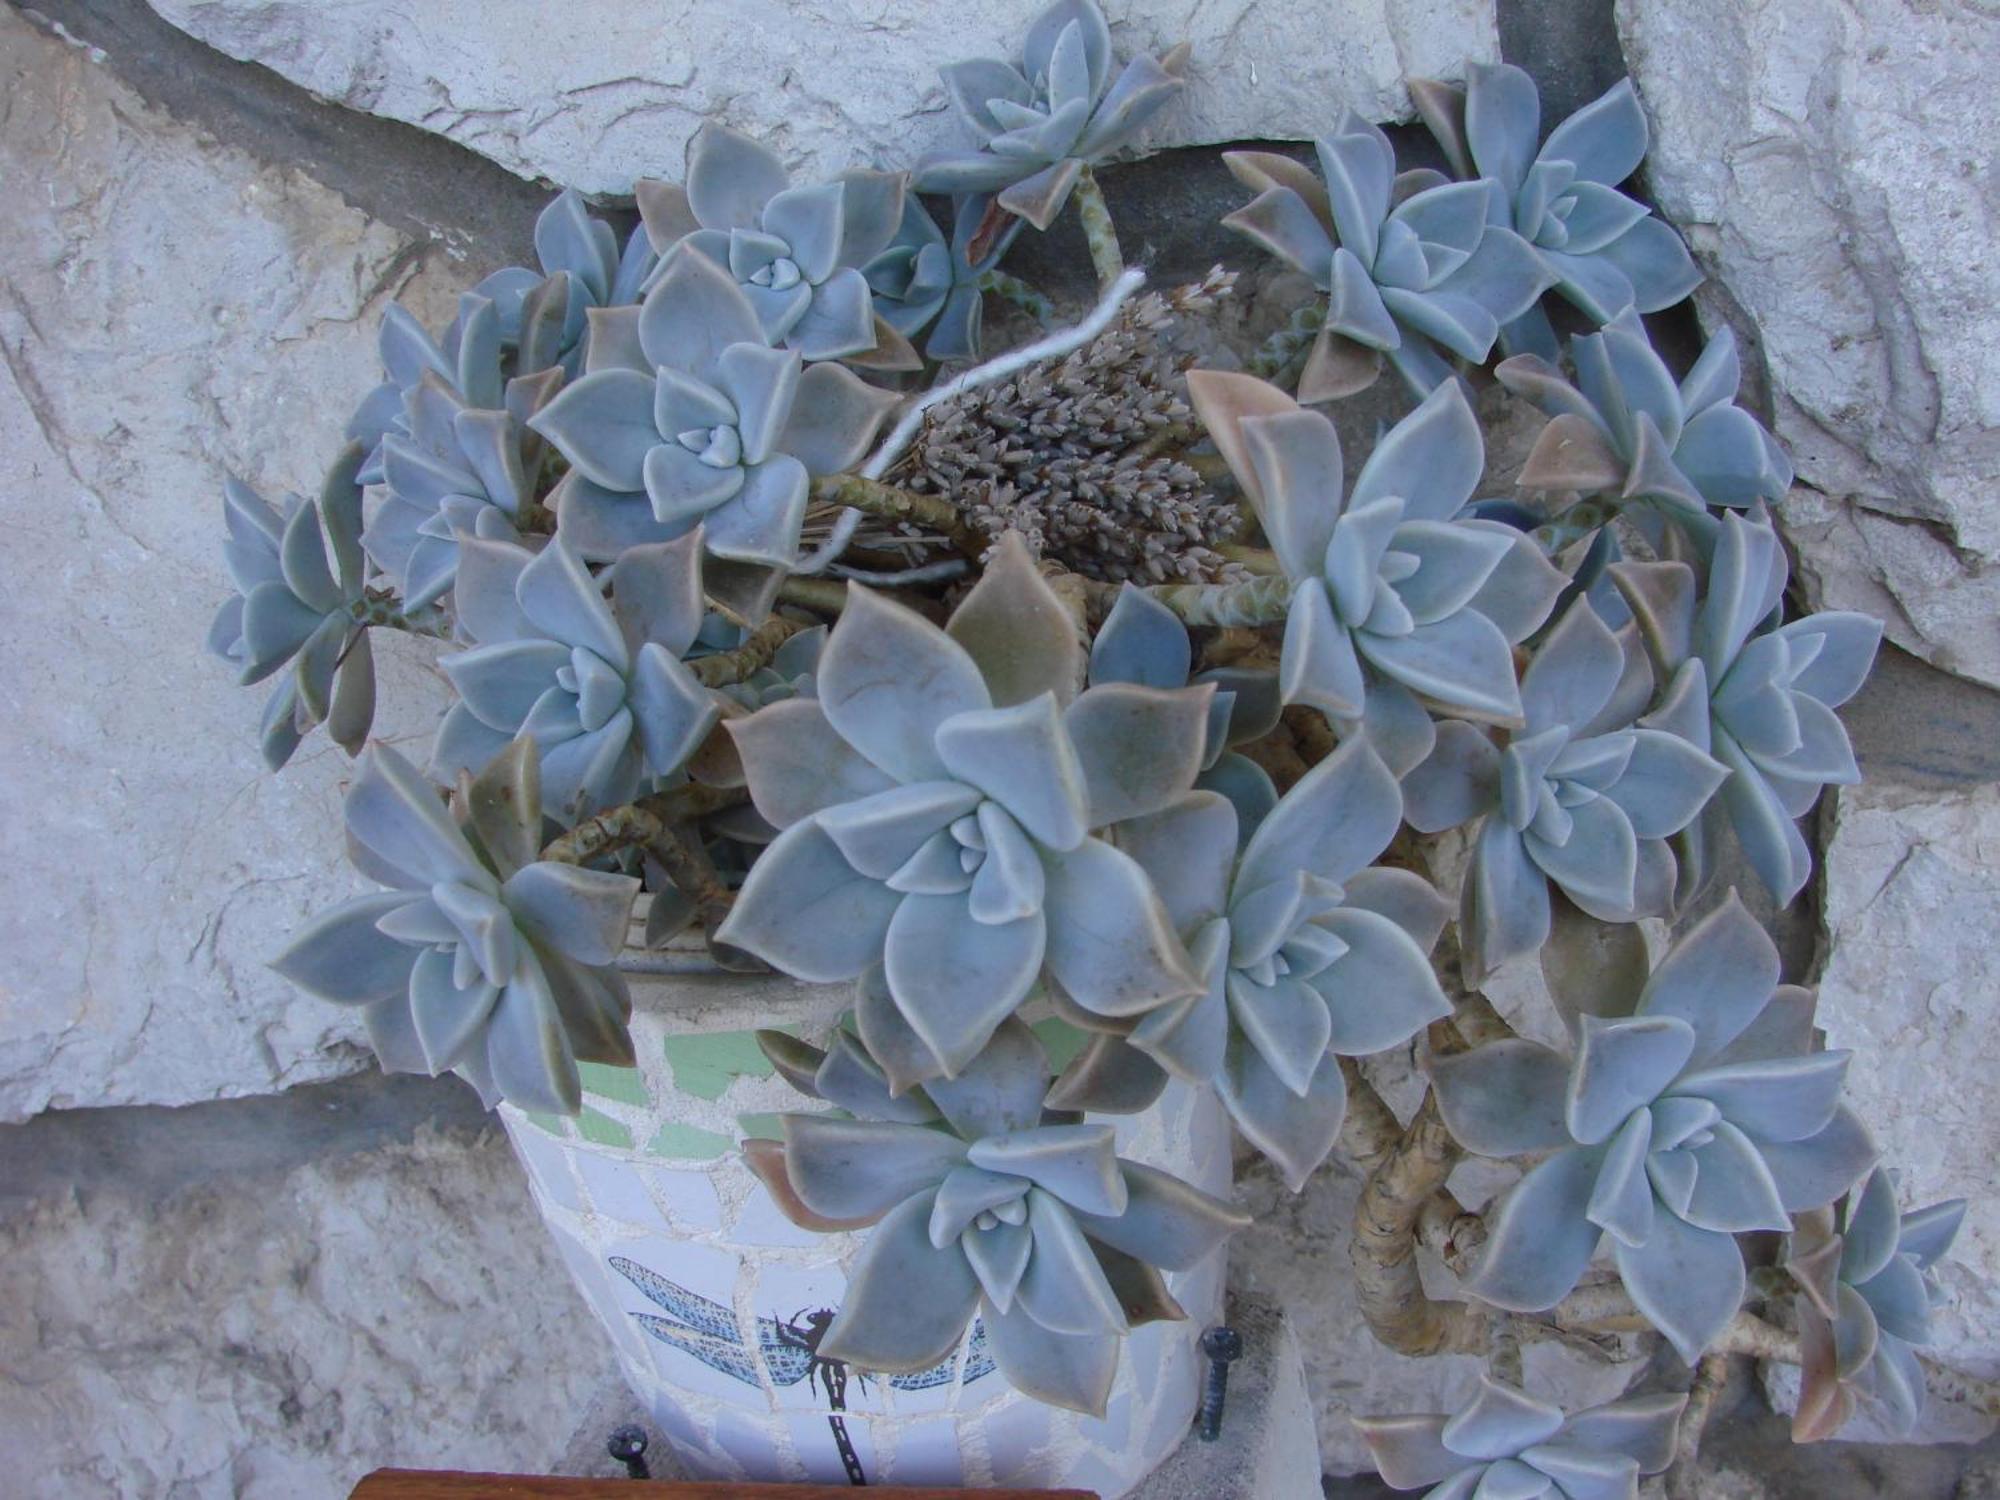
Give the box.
[1200,1325,1242,1363]
[607,1425,649,1461]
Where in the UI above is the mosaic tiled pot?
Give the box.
[500,930,1233,1495]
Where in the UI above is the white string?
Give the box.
[830,557,971,585]
[797,268,1148,577]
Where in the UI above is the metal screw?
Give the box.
[1197,1324,1243,1441]
[607,1424,651,1480]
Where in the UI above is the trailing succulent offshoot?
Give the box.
[206,1,1979,1459]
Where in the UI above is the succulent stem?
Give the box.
[977,268,1055,325]
[775,576,855,615]
[689,615,805,688]
[1072,164,1124,290]
[1244,301,1328,384]
[812,474,987,559]
[348,591,452,639]
[540,782,748,866]
[1140,571,1295,627]
[1665,1354,1730,1500]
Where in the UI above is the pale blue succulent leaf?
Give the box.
[781,360,898,475]
[969,802,1048,924]
[1677,1119,1792,1233]
[1196,752,1279,849]
[1315,907,1453,1055]
[729,697,897,829]
[1064,1159,1248,1272]
[937,694,1091,849]
[1758,1106,1877,1213]
[1675,1049,1851,1145]
[923,1017,1051,1139]
[1603,729,1727,838]
[785,1115,968,1220]
[1896,1197,1967,1274]
[1556,1392,1688,1473]
[1464,1145,1605,1311]
[1566,1014,1696,1145]
[1464,814,1553,979]
[271,892,421,1004]
[1237,735,1402,893]
[940,57,1034,140]
[443,640,571,730]
[1429,1038,1575,1157]
[982,1296,1118,1418]
[1464,62,1541,196]
[885,892,1046,1077]
[816,781,982,880]
[1091,584,1192,688]
[1111,791,1237,934]
[1358,608,1523,722]
[408,945,502,1075]
[1542,78,1648,187]
[855,961,950,1094]
[1611,1209,1744,1363]
[482,955,581,1114]
[1442,1374,1567,1460]
[1315,121,1394,265]
[1778,612,1882,710]
[1325,246,1401,346]
[346,744,484,888]
[1073,51,1184,159]
[1378,285,1497,363]
[636,248,769,382]
[1351,378,1485,522]
[1855,1253,1935,1346]
[1390,520,1515,626]
[819,1189,983,1373]
[1224,187,1337,287]
[530,368,659,492]
[1635,892,1780,1065]
[1353,1412,1472,1490]
[1525,794,1639,913]
[1595,215,1702,312]
[1239,408,1345,579]
[1522,600,1625,732]
[1519,1444,1640,1497]
[715,817,901,981]
[969,1125,1125,1218]
[1042,837,1198,1018]
[1063,682,1212,828]
[819,587,993,782]
[1225,970,1330,1095]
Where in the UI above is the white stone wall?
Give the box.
[143,0,1501,193]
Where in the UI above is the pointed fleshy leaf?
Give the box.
[528,369,659,491]
[819,1190,983,1373]
[1428,1039,1574,1158]
[1463,815,1553,981]
[1636,891,1779,1065]
[1675,1050,1851,1145]
[1239,407,1346,581]
[728,697,896,829]
[923,1016,1051,1139]
[782,1115,967,1221]
[1353,1413,1473,1491]
[969,1125,1125,1217]
[1066,1161,1249,1271]
[884,893,1045,1078]
[1677,1119,1792,1233]
[1443,1375,1566,1460]
[1315,907,1453,1056]
[817,781,984,880]
[1612,1209,1744,1363]
[1465,1145,1606,1311]
[983,1297,1118,1417]
[819,586,992,782]
[1359,609,1523,722]
[1064,682,1212,829]
[947,531,1084,708]
[1041,838,1199,1018]
[714,818,901,981]
[272,893,422,1004]
[1566,1014,1695,1145]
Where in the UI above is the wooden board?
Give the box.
[351,1471,1097,1500]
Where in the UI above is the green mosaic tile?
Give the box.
[524,1111,570,1138]
[734,1112,787,1141]
[577,1061,649,1107]
[644,1122,733,1160]
[576,1108,634,1149]
[1032,1017,1089,1074]
[662,1029,781,1101]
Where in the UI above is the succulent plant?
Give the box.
[634,125,907,365]
[914,0,1188,230]
[1501,310,1793,519]
[430,531,720,824]
[863,192,1022,362]
[1222,113,1552,398]
[1430,894,1878,1361]
[749,1017,1247,1415]
[1412,65,1702,361]
[471,188,660,377]
[362,367,561,608]
[207,446,377,771]
[272,740,640,1114]
[1788,1166,1967,1440]
[1610,508,1881,904]
[348,291,506,485]
[1357,1375,1686,1499]
[1403,597,1728,978]
[1187,371,1566,768]
[1108,726,1456,1191]
[715,535,1213,1084]
[530,248,900,573]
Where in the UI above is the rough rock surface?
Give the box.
[1616,0,2000,688]
[0,6,458,1119]
[143,0,1500,195]
[0,1074,622,1499]
[1800,777,2000,1441]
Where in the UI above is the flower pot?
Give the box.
[500,931,1233,1495]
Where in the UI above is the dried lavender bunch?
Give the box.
[890,269,1248,584]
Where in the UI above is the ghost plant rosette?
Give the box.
[206,0,1979,1479]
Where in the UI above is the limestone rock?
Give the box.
[0,7,459,1118]
[1792,779,2000,1442]
[143,0,1499,196]
[0,1077,623,1498]
[1616,0,2000,687]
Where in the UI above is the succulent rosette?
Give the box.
[1188,371,1565,772]
[348,291,506,484]
[748,1017,1247,1415]
[1222,111,1553,398]
[634,124,908,365]
[1787,1167,1968,1440]
[914,0,1188,231]
[470,188,660,378]
[1430,895,1878,1360]
[864,192,1024,362]
[430,531,720,824]
[1403,597,1728,978]
[1610,508,1881,904]
[531,248,899,573]
[715,535,1212,1084]
[1502,310,1792,519]
[207,445,377,771]
[1113,735,1455,1191]
[1412,64,1702,360]
[362,366,561,609]
[1358,1375,1686,1500]
[272,740,640,1114]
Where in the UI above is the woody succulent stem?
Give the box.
[812,473,987,559]
[541,783,748,866]
[689,616,805,687]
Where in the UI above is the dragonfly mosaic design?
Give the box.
[609,1254,997,1485]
